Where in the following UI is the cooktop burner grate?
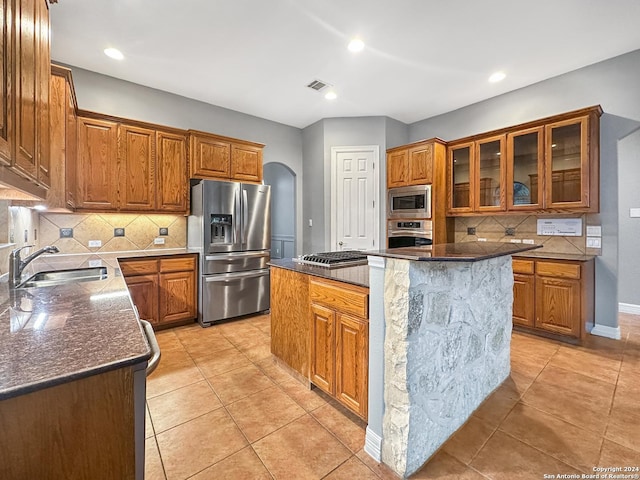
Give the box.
[294,250,368,268]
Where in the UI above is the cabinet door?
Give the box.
[189,133,230,179]
[13,0,38,179]
[77,117,118,210]
[475,135,505,212]
[159,271,196,325]
[387,149,408,188]
[335,313,368,419]
[310,303,335,395]
[0,0,13,165]
[65,80,77,208]
[119,124,155,211]
[513,273,535,328]
[535,276,581,338]
[125,274,159,325]
[156,130,188,212]
[447,142,474,213]
[35,0,49,187]
[545,116,589,209]
[506,126,544,211]
[47,72,66,209]
[231,143,262,182]
[408,143,433,185]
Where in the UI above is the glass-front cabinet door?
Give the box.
[448,141,474,213]
[545,116,589,209]
[475,135,505,212]
[506,126,544,210]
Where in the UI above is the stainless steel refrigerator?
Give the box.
[188,179,271,326]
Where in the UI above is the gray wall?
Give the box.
[301,120,325,254]
[410,48,640,327]
[263,162,296,258]
[61,65,306,253]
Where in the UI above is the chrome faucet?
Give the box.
[8,245,60,288]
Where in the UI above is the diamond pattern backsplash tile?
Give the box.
[40,213,188,253]
[454,214,587,254]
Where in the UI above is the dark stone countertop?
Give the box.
[369,242,541,262]
[269,258,369,288]
[511,250,596,262]
[0,248,197,400]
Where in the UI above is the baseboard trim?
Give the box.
[619,302,640,315]
[364,427,382,462]
[591,324,622,340]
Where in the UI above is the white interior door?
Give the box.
[332,146,379,251]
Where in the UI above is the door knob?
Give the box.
[338,241,344,246]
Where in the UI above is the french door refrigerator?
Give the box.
[188,179,271,326]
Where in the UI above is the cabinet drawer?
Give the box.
[120,259,158,276]
[512,258,534,274]
[160,256,196,273]
[309,278,368,319]
[536,261,581,280]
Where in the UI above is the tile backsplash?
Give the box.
[454,214,593,255]
[39,213,187,253]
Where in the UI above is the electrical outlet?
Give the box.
[522,239,535,244]
[477,237,487,242]
[587,237,602,248]
[60,228,73,238]
[505,227,516,236]
[114,228,125,237]
[467,227,476,235]
[154,237,165,245]
[510,238,522,243]
[88,240,102,248]
[89,259,102,268]
[159,227,169,236]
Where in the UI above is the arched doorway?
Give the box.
[263,162,296,258]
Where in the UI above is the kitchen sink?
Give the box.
[18,267,108,288]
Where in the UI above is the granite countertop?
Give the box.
[269,258,369,288]
[511,250,596,262]
[369,242,541,262]
[0,248,198,400]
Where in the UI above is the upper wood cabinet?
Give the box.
[76,117,119,210]
[0,0,50,189]
[46,65,78,211]
[190,130,264,183]
[447,106,601,215]
[118,124,155,211]
[387,139,441,189]
[156,130,188,212]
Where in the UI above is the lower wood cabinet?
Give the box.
[120,254,197,329]
[309,277,368,419]
[512,257,594,341]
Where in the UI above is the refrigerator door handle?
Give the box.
[204,270,270,282]
[205,251,269,261]
[234,186,241,245]
[242,188,248,248]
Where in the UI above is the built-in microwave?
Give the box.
[388,185,431,219]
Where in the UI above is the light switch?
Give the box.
[154,237,165,245]
[586,226,602,236]
[88,240,102,248]
[631,208,640,218]
[586,237,602,248]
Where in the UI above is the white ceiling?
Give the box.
[49,0,640,129]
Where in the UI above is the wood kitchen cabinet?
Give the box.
[156,130,188,212]
[447,106,601,216]
[120,254,197,329]
[309,277,368,419]
[511,257,594,342]
[0,0,50,189]
[118,124,155,211]
[190,130,264,183]
[387,138,443,189]
[46,65,78,211]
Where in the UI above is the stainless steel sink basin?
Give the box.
[18,267,108,288]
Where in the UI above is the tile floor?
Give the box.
[145,312,640,480]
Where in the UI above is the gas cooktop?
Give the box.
[293,250,369,268]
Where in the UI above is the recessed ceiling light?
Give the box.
[488,71,506,83]
[324,91,337,100]
[348,38,365,53]
[104,47,124,60]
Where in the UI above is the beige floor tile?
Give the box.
[255,357,297,384]
[599,439,640,465]
[441,416,496,465]
[241,339,273,363]
[278,377,328,412]
[472,384,519,427]
[145,436,166,480]
[226,329,270,350]
[311,401,366,452]
[547,345,621,384]
[208,364,274,405]
[605,399,640,453]
[324,456,379,480]
[410,450,488,480]
[501,370,536,398]
[145,405,155,439]
[147,380,222,433]
[189,446,272,480]
[156,409,247,480]
[470,430,582,480]
[154,330,185,352]
[227,386,306,442]
[499,403,604,472]
[355,449,401,479]
[195,347,252,378]
[179,334,236,363]
[253,414,351,480]
[146,363,205,399]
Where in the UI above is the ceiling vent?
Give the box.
[306,79,331,92]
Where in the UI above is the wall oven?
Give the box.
[387,220,433,249]
[388,185,431,219]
